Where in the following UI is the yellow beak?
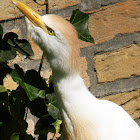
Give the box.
[12,0,47,32]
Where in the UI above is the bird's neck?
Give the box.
[53,71,96,110]
[53,72,83,100]
[53,72,98,139]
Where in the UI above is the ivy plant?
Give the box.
[0,25,33,62]
[70,9,94,43]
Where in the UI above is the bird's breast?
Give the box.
[61,108,98,140]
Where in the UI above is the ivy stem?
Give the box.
[33,0,48,6]
[38,53,44,73]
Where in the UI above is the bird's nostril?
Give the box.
[32,13,38,19]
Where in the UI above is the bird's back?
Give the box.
[93,100,140,140]
[62,96,140,140]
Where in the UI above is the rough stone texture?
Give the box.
[80,0,126,11]
[49,0,80,10]
[28,36,43,60]
[0,0,80,22]
[3,74,18,90]
[101,89,140,119]
[135,118,140,126]
[81,32,140,56]
[1,0,139,45]
[2,18,27,40]
[80,57,90,88]
[81,32,140,97]
[47,132,61,140]
[25,109,39,139]
[93,76,140,97]
[88,0,140,44]
[0,0,46,21]
[94,44,140,83]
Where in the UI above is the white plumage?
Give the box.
[13,1,140,139]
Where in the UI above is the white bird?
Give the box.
[12,1,140,140]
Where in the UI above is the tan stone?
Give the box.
[0,0,45,21]
[5,52,23,91]
[3,74,18,90]
[48,0,80,10]
[47,132,61,140]
[88,0,140,44]
[80,57,90,88]
[40,69,52,84]
[28,36,43,60]
[101,89,140,119]
[0,0,81,21]
[94,44,140,83]
[79,39,93,49]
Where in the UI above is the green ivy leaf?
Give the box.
[10,133,33,140]
[0,92,8,112]
[70,9,94,43]
[13,39,34,57]
[24,70,47,90]
[12,64,46,101]
[0,24,3,36]
[3,32,34,57]
[8,90,26,120]
[46,93,61,120]
[24,84,44,101]
[0,85,7,93]
[35,114,56,134]
[0,49,17,62]
[0,32,17,62]
[10,133,20,140]
[11,64,24,85]
[44,94,62,134]
[46,93,56,103]
[26,97,47,118]
[0,122,2,126]
[47,103,60,120]
[0,31,34,62]
[0,119,28,140]
[52,120,62,134]
[3,32,18,41]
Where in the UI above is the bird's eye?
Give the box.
[48,29,55,36]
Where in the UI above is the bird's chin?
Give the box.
[25,17,43,46]
[25,17,35,35]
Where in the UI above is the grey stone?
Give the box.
[135,118,140,126]
[80,0,101,11]
[2,18,27,39]
[80,0,127,11]
[81,32,140,57]
[93,76,140,97]
[101,0,126,6]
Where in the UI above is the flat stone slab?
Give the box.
[94,44,140,83]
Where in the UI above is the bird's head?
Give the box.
[12,0,80,76]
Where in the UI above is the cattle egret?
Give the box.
[12,1,140,140]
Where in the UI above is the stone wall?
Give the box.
[1,0,140,134]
